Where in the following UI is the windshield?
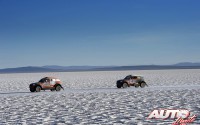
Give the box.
[39,78,46,83]
[124,75,132,80]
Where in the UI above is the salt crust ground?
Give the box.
[0,69,200,125]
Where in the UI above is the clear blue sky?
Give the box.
[0,0,200,68]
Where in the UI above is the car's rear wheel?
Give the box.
[35,86,41,92]
[122,83,128,88]
[55,85,61,91]
[140,82,146,88]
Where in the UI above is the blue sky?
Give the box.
[0,0,200,68]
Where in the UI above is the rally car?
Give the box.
[29,77,64,92]
[116,75,147,88]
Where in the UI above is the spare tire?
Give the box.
[116,81,123,88]
[30,87,35,92]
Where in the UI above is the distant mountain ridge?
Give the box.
[0,66,115,73]
[0,62,200,73]
[42,65,113,70]
[91,65,200,71]
[0,66,60,73]
[173,62,200,66]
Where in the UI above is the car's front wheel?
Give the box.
[55,85,61,91]
[140,82,146,88]
[35,86,41,92]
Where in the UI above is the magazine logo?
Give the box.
[148,109,197,125]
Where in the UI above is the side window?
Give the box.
[125,75,132,80]
[132,76,137,79]
[50,79,56,85]
[39,78,45,83]
[46,79,50,82]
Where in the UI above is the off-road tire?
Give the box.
[55,85,61,91]
[140,81,146,88]
[122,83,128,88]
[35,86,41,92]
